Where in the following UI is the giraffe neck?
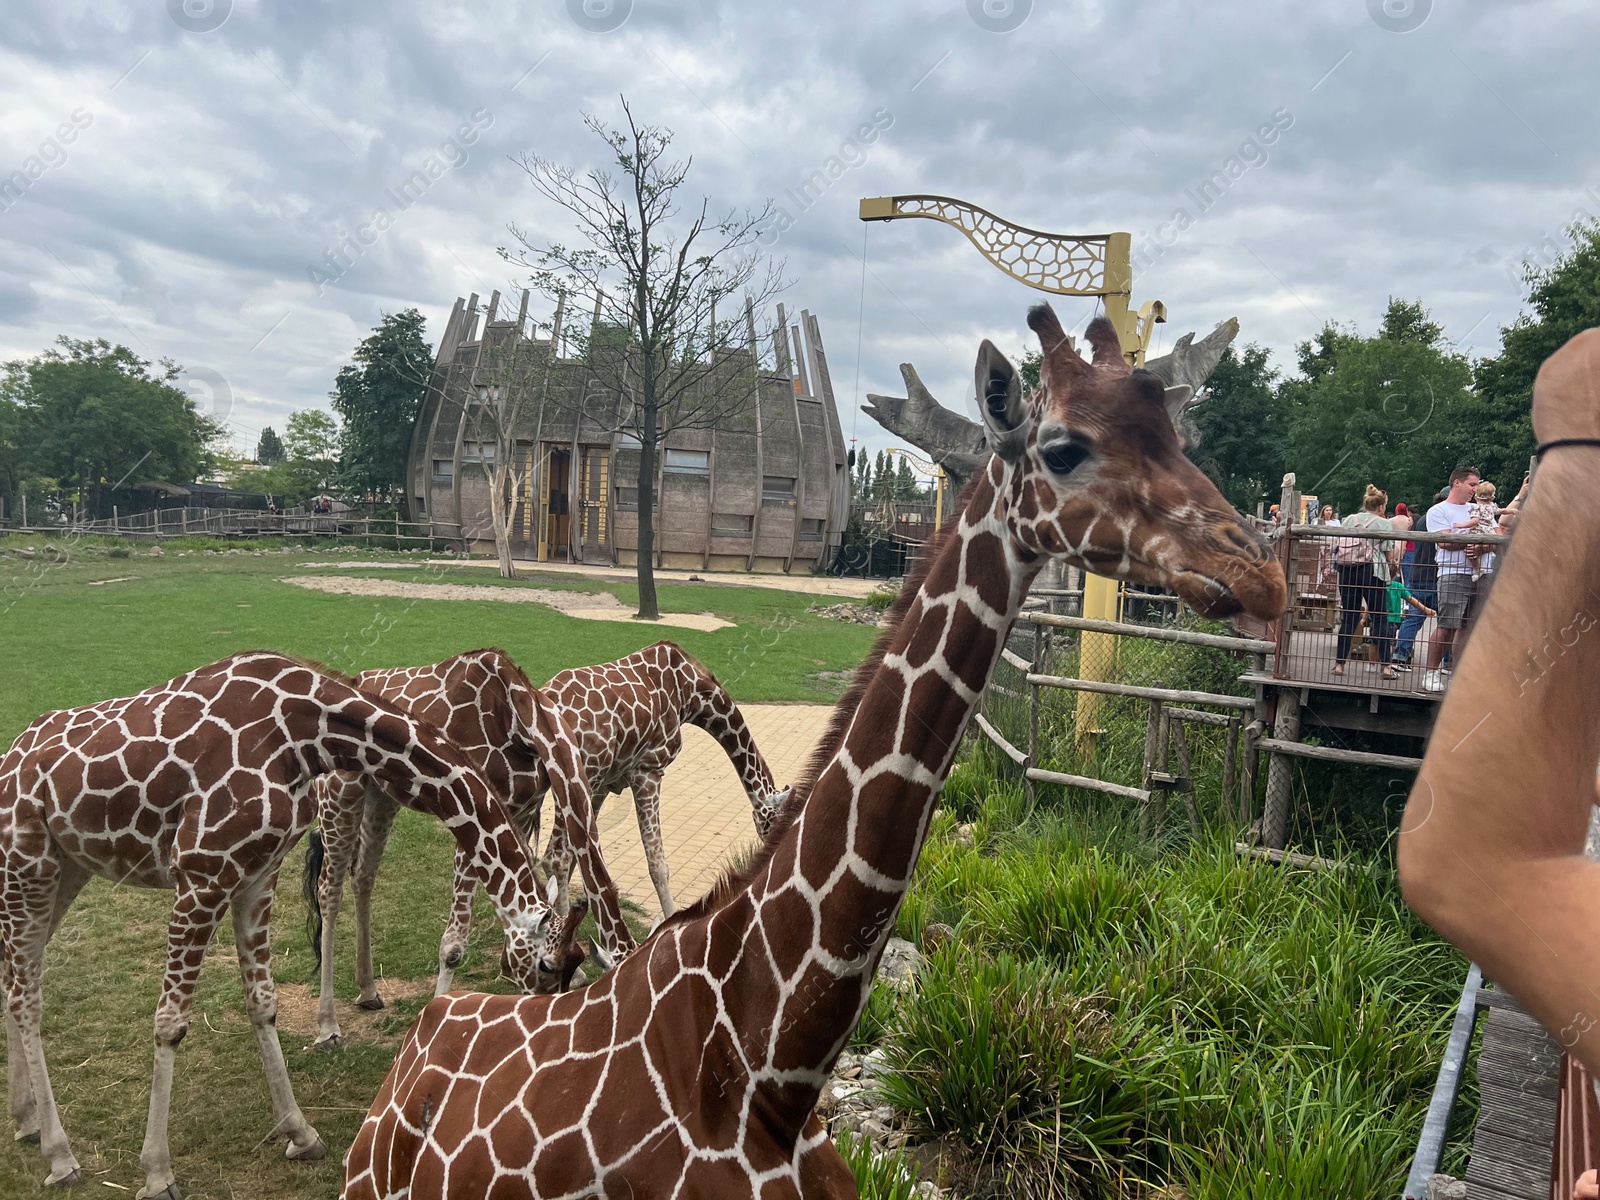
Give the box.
[683,681,777,807]
[745,465,1038,1076]
[319,689,544,934]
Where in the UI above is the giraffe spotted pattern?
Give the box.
[0,651,554,1200]
[341,309,1286,1199]
[307,649,637,1048]
[318,642,787,1030]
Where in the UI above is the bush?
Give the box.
[874,753,1469,1197]
[834,1130,922,1200]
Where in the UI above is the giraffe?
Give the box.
[314,642,787,1027]
[538,640,790,916]
[304,649,638,1049]
[339,306,1288,1200]
[0,650,558,1200]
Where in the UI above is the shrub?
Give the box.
[834,1130,922,1200]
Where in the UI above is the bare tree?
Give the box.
[502,98,784,619]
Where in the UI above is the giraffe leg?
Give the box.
[633,772,675,917]
[434,846,476,997]
[137,879,231,1200]
[232,873,325,1164]
[3,858,88,1182]
[541,808,575,915]
[352,787,398,1010]
[312,805,360,1049]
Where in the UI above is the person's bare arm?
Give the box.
[1399,327,1600,1070]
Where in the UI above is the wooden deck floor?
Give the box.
[1469,989,1561,1199]
[1271,627,1449,701]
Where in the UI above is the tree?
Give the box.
[1282,299,1475,513]
[1187,344,1286,515]
[0,337,222,513]
[1471,218,1600,487]
[331,309,431,503]
[502,99,784,619]
[257,426,286,465]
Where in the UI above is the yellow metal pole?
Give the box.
[1074,572,1120,759]
[1074,234,1135,759]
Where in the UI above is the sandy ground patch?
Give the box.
[280,575,733,632]
[429,558,887,600]
[274,977,437,1047]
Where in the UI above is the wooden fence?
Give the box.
[2,507,464,549]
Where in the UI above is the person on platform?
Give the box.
[1419,467,1482,692]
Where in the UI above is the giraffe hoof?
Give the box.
[310,1034,344,1051]
[136,1185,180,1200]
[287,1136,327,1163]
[45,1167,84,1187]
[14,1127,40,1144]
[356,995,385,1011]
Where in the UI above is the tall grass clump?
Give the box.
[877,748,1468,1199]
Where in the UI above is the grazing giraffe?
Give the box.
[318,643,787,1019]
[304,649,637,1049]
[0,651,556,1200]
[539,640,790,916]
[339,307,1287,1200]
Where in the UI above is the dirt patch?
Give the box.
[279,575,733,632]
[274,977,438,1047]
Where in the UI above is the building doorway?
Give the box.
[575,446,610,563]
[540,445,571,561]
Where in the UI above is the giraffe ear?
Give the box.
[1163,384,1193,428]
[975,339,1028,461]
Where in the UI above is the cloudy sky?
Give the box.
[1,0,1595,461]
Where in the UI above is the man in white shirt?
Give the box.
[1421,466,1482,692]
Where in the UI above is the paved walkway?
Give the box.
[431,558,886,600]
[593,703,835,917]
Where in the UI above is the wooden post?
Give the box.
[1261,686,1300,849]
[1140,694,1162,839]
[1026,623,1042,809]
[112,505,118,531]
[1170,719,1201,834]
[1223,715,1241,821]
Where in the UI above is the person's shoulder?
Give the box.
[1425,502,1450,529]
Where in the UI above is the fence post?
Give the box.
[1260,686,1300,849]
[112,506,118,532]
[1140,691,1164,839]
[1026,623,1042,809]
[1223,715,1240,821]
[1170,719,1201,834]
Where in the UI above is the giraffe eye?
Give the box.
[1040,440,1091,476]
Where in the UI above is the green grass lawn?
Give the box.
[0,538,873,1198]
[0,540,876,744]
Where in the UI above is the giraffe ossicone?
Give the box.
[339,308,1286,1199]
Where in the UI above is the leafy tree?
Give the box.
[0,337,222,511]
[1282,299,1474,514]
[256,426,286,465]
[503,99,783,618]
[331,308,431,503]
[1188,345,1286,516]
[284,409,339,463]
[1470,218,1600,487]
[852,444,872,503]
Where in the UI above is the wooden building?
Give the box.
[405,292,851,572]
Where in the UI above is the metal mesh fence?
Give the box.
[980,596,1259,835]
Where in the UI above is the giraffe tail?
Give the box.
[303,827,326,970]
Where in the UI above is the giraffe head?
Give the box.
[534,897,591,993]
[975,305,1285,619]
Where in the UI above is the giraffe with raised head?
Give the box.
[0,650,558,1200]
[304,649,638,1049]
[339,306,1288,1199]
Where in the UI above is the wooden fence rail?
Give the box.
[2,508,465,548]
